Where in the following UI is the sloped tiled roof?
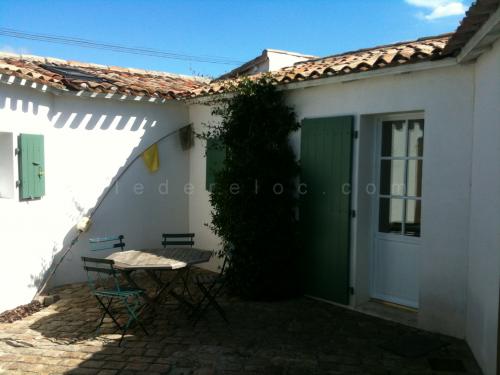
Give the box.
[0,53,209,100]
[0,33,459,100]
[443,0,500,56]
[189,34,452,97]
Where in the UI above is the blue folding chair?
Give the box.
[81,257,148,345]
[89,235,125,252]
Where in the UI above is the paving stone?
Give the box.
[0,272,483,375]
[66,369,99,375]
[96,370,119,375]
[79,359,105,369]
[101,361,124,370]
[192,367,215,375]
[123,362,150,371]
[148,363,172,373]
[169,368,194,375]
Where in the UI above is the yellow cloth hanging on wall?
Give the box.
[141,143,159,173]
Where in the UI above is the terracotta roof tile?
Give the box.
[0,53,209,100]
[0,33,459,100]
[443,0,500,55]
[189,34,452,98]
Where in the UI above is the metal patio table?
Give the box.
[106,248,212,308]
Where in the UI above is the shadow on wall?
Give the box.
[46,92,160,131]
[29,198,87,290]
[3,91,195,293]
[48,104,157,131]
[0,87,42,116]
[0,87,157,132]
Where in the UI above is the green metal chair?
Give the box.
[191,250,231,326]
[161,233,196,301]
[161,233,195,248]
[81,256,148,346]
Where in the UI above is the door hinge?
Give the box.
[351,209,356,218]
[353,130,359,139]
[349,287,355,295]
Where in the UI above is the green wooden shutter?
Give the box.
[18,134,45,200]
[300,116,353,304]
[205,137,225,191]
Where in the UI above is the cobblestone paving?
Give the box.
[0,272,481,375]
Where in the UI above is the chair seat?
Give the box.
[94,287,144,297]
[196,273,220,285]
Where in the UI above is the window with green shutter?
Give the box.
[205,137,225,191]
[18,134,45,200]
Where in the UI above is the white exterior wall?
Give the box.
[466,39,500,375]
[0,84,191,312]
[1,52,496,373]
[188,64,476,339]
[266,51,313,72]
[287,65,475,338]
[188,104,221,272]
[242,51,315,76]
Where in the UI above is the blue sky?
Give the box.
[0,0,472,78]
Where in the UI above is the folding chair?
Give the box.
[160,233,195,302]
[161,233,195,248]
[191,252,230,325]
[89,235,125,252]
[81,256,148,346]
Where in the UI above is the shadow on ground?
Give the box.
[0,272,482,375]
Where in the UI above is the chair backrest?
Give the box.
[219,244,234,275]
[89,235,125,252]
[81,256,121,292]
[161,233,195,248]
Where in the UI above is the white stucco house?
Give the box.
[0,1,499,373]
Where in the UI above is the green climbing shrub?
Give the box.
[203,77,301,300]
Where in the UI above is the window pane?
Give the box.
[381,121,406,157]
[380,160,406,196]
[406,160,423,197]
[379,198,403,234]
[405,200,421,237]
[408,120,424,157]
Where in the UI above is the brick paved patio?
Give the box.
[0,271,481,375]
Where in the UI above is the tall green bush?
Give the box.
[204,77,300,300]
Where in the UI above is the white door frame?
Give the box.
[369,112,424,308]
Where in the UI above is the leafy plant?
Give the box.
[203,77,301,300]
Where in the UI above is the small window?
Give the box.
[0,132,15,199]
[378,119,424,237]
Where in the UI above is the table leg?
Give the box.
[145,268,185,303]
[122,271,145,295]
[122,268,196,312]
[168,268,197,312]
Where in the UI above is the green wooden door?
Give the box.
[300,116,353,304]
